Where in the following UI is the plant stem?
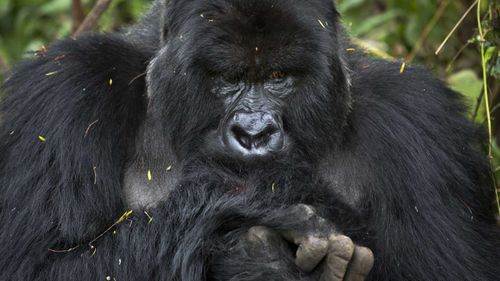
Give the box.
[477,0,500,215]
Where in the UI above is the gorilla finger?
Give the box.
[243,226,286,260]
[295,235,329,272]
[344,246,374,281]
[320,235,355,281]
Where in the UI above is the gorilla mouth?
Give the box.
[202,129,290,165]
[224,125,286,157]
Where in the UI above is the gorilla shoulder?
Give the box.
[348,57,471,135]
[318,56,481,209]
[0,34,152,236]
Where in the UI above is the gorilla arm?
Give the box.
[209,203,374,281]
[0,33,150,278]
[132,169,374,281]
[319,58,500,281]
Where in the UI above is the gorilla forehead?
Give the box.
[166,0,340,79]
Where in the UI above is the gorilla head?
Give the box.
[2,0,500,279]
[146,0,351,164]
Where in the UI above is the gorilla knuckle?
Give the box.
[354,246,375,270]
[328,234,355,259]
[295,204,317,218]
[246,226,274,242]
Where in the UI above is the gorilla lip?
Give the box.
[208,130,289,163]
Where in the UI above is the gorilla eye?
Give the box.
[269,71,287,80]
[211,78,242,97]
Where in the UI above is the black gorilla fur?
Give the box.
[1,0,500,280]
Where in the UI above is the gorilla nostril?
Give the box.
[231,126,252,149]
[224,112,284,156]
[254,126,278,147]
[230,123,281,151]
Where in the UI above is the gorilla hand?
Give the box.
[240,204,374,281]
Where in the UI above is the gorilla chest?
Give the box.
[123,157,365,210]
[123,157,180,209]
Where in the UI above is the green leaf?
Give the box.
[484,47,496,64]
[448,70,483,99]
[490,56,500,79]
[448,70,483,114]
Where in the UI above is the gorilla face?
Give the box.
[210,75,290,159]
[146,0,351,164]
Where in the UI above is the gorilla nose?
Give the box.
[225,112,284,157]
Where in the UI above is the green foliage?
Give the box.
[339,0,499,121]
[0,0,71,65]
[98,0,149,31]
[448,70,484,117]
[0,0,149,66]
[339,1,474,69]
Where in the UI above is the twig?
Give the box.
[48,211,133,254]
[72,0,86,33]
[88,211,133,248]
[93,166,98,185]
[48,245,80,253]
[489,102,500,117]
[74,0,113,37]
[351,38,393,60]
[407,0,449,62]
[472,89,485,121]
[84,119,99,138]
[445,6,491,72]
[144,211,153,224]
[435,0,478,55]
[445,41,471,73]
[477,1,492,156]
[128,72,147,85]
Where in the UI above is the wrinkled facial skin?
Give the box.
[147,0,351,166]
[210,74,294,160]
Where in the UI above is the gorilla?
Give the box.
[1,0,499,280]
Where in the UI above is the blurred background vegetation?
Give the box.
[0,0,499,194]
